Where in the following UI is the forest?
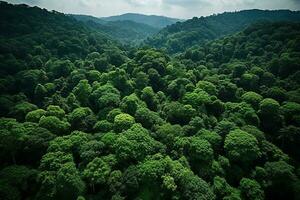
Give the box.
[0,1,300,200]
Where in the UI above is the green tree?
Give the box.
[56,162,85,199]
[39,116,70,135]
[68,107,96,132]
[21,126,55,164]
[155,123,183,150]
[241,91,263,109]
[16,69,47,96]
[224,129,261,164]
[196,80,217,95]
[280,102,300,125]
[108,170,123,193]
[46,105,65,119]
[258,98,282,132]
[188,137,214,165]
[79,140,105,164]
[182,89,211,109]
[239,178,264,200]
[83,156,114,192]
[0,165,38,200]
[134,72,149,90]
[213,176,241,200]
[114,113,135,132]
[72,79,92,106]
[215,120,237,137]
[0,118,25,164]
[163,102,197,125]
[120,93,143,115]
[259,98,280,115]
[39,151,73,171]
[93,120,113,133]
[9,101,38,121]
[262,87,287,103]
[34,84,47,102]
[197,129,222,151]
[90,83,121,111]
[135,107,164,129]
[264,161,298,199]
[141,87,159,111]
[114,124,164,163]
[46,59,74,78]
[25,109,46,123]
[239,73,259,91]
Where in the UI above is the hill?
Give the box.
[101,13,182,28]
[70,14,107,24]
[145,9,300,53]
[0,1,123,61]
[72,14,159,44]
[0,2,300,200]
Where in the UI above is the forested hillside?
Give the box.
[0,1,300,200]
[146,9,300,53]
[101,13,182,28]
[71,15,159,44]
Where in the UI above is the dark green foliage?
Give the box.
[56,162,85,199]
[263,161,298,199]
[72,80,92,107]
[120,93,143,115]
[90,83,121,111]
[93,120,113,133]
[113,113,135,132]
[113,124,164,163]
[9,101,38,121]
[213,176,241,199]
[146,10,300,53]
[135,107,163,129]
[258,98,283,132]
[239,178,264,200]
[83,156,116,191]
[39,116,70,135]
[141,87,159,111]
[241,91,263,109]
[68,107,96,132]
[197,129,222,151]
[163,102,197,125]
[0,165,38,200]
[224,129,261,164]
[1,2,300,200]
[188,137,214,164]
[155,123,183,150]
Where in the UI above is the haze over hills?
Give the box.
[101,13,183,28]
[72,9,300,47]
[71,14,159,44]
[146,9,300,53]
[70,14,107,25]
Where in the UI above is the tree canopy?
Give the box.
[0,2,300,200]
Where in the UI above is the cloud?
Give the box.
[4,0,300,18]
[163,0,211,7]
[125,0,162,7]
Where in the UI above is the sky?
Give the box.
[5,0,300,19]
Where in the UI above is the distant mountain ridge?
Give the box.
[101,13,183,28]
[145,9,300,53]
[71,14,159,44]
[70,14,106,25]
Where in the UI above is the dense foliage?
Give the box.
[1,2,300,200]
[146,9,300,53]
